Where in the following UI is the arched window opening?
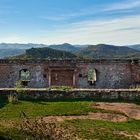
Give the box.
[20,69,30,81]
[19,69,30,87]
[88,69,97,85]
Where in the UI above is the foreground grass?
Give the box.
[0,99,140,139]
[0,100,123,119]
[0,119,140,140]
[64,119,140,140]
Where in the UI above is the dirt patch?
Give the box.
[43,112,128,123]
[92,102,140,120]
[116,132,140,140]
[42,102,140,123]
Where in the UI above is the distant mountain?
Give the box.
[0,43,48,50]
[48,43,80,52]
[1,43,140,59]
[74,45,89,48]
[13,47,77,59]
[0,49,25,58]
[78,44,140,58]
[128,44,140,51]
[0,43,48,58]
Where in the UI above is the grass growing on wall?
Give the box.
[49,86,74,91]
[130,85,140,89]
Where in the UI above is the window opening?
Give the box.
[19,69,30,87]
[88,69,97,85]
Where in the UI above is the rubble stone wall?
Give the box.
[0,59,139,89]
[0,89,140,101]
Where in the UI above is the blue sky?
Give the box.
[0,0,140,45]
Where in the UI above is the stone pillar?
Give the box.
[73,70,76,87]
[48,69,51,87]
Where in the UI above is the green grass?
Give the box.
[0,123,24,140]
[64,119,140,140]
[1,119,140,140]
[0,99,140,139]
[0,99,128,120]
[0,100,115,119]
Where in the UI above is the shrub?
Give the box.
[20,118,79,140]
[8,80,27,104]
[49,86,73,91]
[8,94,18,104]
[15,80,27,94]
[129,85,140,89]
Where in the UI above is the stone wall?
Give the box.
[0,63,46,88]
[76,62,134,88]
[0,59,139,89]
[0,89,140,101]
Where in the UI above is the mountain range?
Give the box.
[48,43,80,53]
[0,43,140,59]
[128,44,140,51]
[78,44,140,58]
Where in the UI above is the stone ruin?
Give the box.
[0,59,139,89]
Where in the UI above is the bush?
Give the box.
[8,80,27,104]
[8,94,18,104]
[15,80,27,94]
[129,85,140,89]
[49,86,73,91]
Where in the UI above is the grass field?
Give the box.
[0,100,113,119]
[0,97,140,140]
[64,119,140,140]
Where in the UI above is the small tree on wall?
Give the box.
[15,80,27,95]
[8,80,26,104]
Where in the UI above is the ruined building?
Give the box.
[0,59,140,89]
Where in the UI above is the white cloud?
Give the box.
[40,15,70,21]
[1,0,140,45]
[40,0,140,22]
[40,15,140,45]
[40,11,91,21]
[0,15,140,45]
[0,35,25,43]
[104,0,140,11]
[1,15,140,45]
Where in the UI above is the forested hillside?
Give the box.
[13,47,77,59]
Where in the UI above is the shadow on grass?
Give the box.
[19,97,140,104]
[0,97,8,109]
[0,135,11,140]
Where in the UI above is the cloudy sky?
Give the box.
[0,0,140,45]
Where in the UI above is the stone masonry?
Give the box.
[0,59,139,89]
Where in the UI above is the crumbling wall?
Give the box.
[0,59,139,89]
[75,62,134,89]
[0,89,140,101]
[131,61,140,85]
[0,62,47,88]
[0,64,12,88]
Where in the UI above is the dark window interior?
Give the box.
[43,74,47,78]
[88,81,95,86]
[21,81,29,87]
[79,74,82,77]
